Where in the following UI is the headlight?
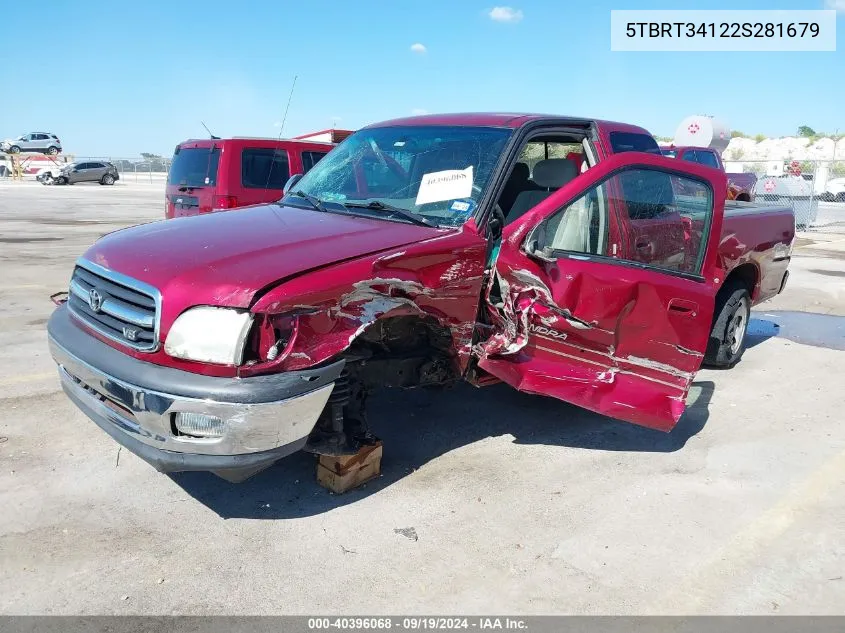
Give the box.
[164,307,253,365]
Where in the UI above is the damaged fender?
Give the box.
[243,221,489,376]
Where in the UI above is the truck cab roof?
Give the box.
[364,112,652,136]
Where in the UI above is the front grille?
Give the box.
[67,261,160,351]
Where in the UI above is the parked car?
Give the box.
[47,113,794,482]
[165,136,346,218]
[661,145,756,201]
[43,161,120,185]
[1,132,62,155]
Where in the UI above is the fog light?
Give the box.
[173,412,224,438]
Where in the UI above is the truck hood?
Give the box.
[82,203,449,315]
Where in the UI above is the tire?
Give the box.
[835,192,845,203]
[56,176,68,185]
[8,145,21,154]
[101,174,115,185]
[46,146,59,155]
[704,280,751,369]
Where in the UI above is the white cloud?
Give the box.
[825,0,845,10]
[411,108,429,116]
[488,6,523,23]
[410,42,427,54]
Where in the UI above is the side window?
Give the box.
[301,151,328,173]
[617,168,712,275]
[543,167,713,276]
[76,163,90,170]
[241,148,290,189]
[518,141,583,179]
[543,181,608,256]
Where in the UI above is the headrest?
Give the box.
[532,158,578,189]
[511,162,530,181]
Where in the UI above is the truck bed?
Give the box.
[721,200,794,304]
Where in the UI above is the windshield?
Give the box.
[168,146,221,187]
[288,125,512,226]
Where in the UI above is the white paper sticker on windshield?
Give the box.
[415,166,473,205]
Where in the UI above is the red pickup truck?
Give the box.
[48,113,794,481]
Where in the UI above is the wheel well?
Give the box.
[735,192,751,202]
[723,263,757,300]
[344,315,460,389]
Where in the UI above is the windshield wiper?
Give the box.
[342,201,435,227]
[290,190,328,213]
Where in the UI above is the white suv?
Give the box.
[1,133,62,155]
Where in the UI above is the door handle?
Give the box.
[668,298,698,316]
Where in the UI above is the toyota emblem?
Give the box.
[88,288,104,312]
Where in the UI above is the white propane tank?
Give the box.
[673,116,731,154]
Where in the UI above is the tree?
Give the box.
[754,134,766,143]
[731,131,746,138]
[797,126,816,137]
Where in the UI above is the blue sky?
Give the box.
[2,0,843,157]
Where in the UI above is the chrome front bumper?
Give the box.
[48,305,343,480]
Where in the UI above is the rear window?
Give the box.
[609,132,661,155]
[168,147,221,187]
[241,148,290,189]
[301,151,328,173]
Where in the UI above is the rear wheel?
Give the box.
[101,174,115,185]
[704,281,751,369]
[46,146,59,155]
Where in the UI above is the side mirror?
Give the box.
[487,205,504,241]
[525,223,555,263]
[283,173,303,195]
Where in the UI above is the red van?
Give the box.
[165,136,345,219]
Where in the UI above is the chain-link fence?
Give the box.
[724,159,845,233]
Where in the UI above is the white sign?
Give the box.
[415,166,474,205]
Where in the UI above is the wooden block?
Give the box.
[316,441,383,494]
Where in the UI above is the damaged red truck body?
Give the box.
[47,113,794,481]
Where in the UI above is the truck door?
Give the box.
[479,152,726,431]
